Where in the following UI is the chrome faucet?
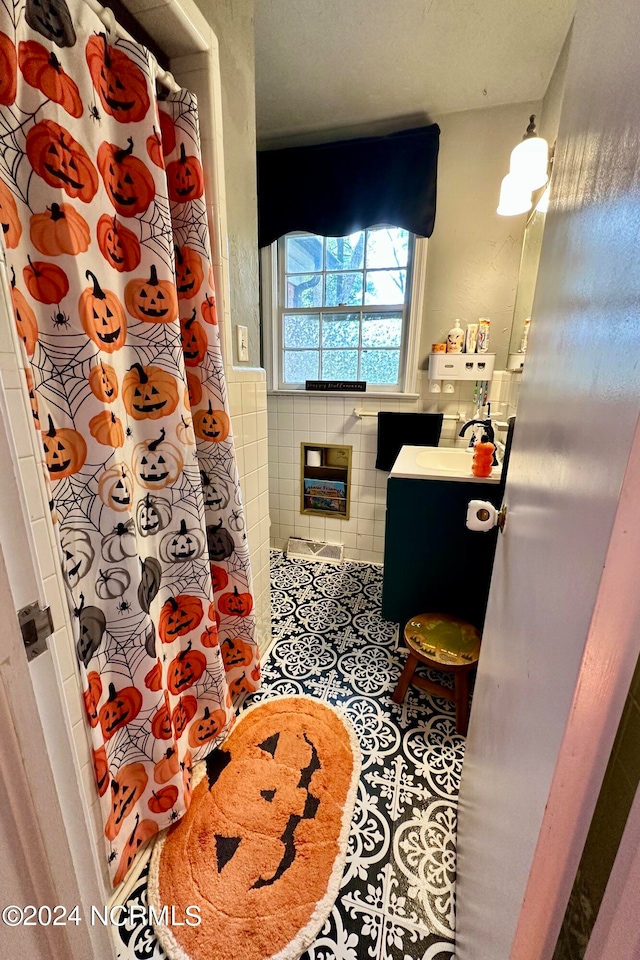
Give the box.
[459,418,499,466]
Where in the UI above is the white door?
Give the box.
[455,0,640,955]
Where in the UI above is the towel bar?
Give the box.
[353,408,461,422]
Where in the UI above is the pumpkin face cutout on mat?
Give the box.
[105,762,148,841]
[0,178,21,247]
[24,0,76,48]
[137,556,162,615]
[19,42,82,117]
[89,361,118,403]
[167,642,207,695]
[97,214,140,273]
[136,494,172,537]
[158,595,204,644]
[125,264,178,323]
[218,586,253,618]
[188,705,226,748]
[30,202,90,256]
[86,33,150,124]
[160,519,205,563]
[132,429,183,489]
[97,138,155,217]
[206,521,235,562]
[179,310,207,366]
[26,121,97,201]
[0,32,17,106]
[114,815,158,888]
[166,143,204,203]
[74,595,106,667]
[98,463,134,511]
[194,401,230,443]
[42,415,86,479]
[60,526,94,588]
[79,270,126,352]
[99,681,143,740]
[122,363,178,420]
[174,245,203,300]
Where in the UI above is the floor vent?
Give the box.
[285,537,344,564]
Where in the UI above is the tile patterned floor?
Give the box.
[114,553,463,960]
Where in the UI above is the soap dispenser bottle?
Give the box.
[447,319,465,353]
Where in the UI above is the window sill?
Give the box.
[268,390,421,400]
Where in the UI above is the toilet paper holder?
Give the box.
[466,499,508,534]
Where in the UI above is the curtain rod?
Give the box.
[81,0,181,93]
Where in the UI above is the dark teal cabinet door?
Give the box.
[381,477,502,630]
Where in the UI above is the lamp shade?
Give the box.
[509,135,549,191]
[497,174,532,216]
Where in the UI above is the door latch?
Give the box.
[466,500,508,534]
[18,602,53,661]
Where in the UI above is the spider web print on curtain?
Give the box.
[0,0,259,888]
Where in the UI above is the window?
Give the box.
[262,227,425,393]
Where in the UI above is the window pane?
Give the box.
[283,350,319,383]
[361,349,400,385]
[284,313,319,348]
[322,350,358,380]
[322,313,359,348]
[366,227,409,268]
[326,233,364,271]
[362,312,402,347]
[365,269,406,305]
[286,273,323,308]
[325,272,363,307]
[285,234,323,273]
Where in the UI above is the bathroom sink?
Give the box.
[389,445,502,483]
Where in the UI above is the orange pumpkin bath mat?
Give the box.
[148,695,360,960]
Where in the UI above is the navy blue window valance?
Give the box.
[257,124,440,248]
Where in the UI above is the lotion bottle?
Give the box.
[447,319,465,353]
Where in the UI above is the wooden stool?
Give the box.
[392,612,481,735]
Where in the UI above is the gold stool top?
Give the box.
[404,613,481,667]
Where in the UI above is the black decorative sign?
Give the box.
[305,380,367,392]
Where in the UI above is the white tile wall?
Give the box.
[268,372,518,564]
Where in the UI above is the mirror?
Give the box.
[508,205,547,369]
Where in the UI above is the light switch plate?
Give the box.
[236,325,248,362]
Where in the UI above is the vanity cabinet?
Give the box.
[382,476,502,630]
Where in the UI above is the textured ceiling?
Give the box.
[254,0,575,144]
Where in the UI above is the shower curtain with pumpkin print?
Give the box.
[0,0,259,887]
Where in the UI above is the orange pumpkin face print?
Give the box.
[201,291,217,325]
[89,361,119,403]
[158,595,204,644]
[154,746,179,784]
[158,109,176,157]
[113,814,158,888]
[26,120,98,201]
[105,762,148,841]
[0,179,22,248]
[99,682,143,740]
[25,369,39,429]
[83,670,102,728]
[148,785,178,814]
[180,310,208,366]
[167,641,207,695]
[125,264,178,323]
[86,33,150,124]
[18,41,82,117]
[9,269,38,356]
[174,245,204,299]
[97,138,155,217]
[187,705,226,748]
[151,693,173,741]
[96,214,141,273]
[185,371,202,407]
[79,270,127,352]
[0,32,17,105]
[30,202,90,256]
[122,362,179,420]
[89,410,125,448]
[98,462,134,511]
[92,746,109,798]
[166,142,204,203]
[172,695,197,738]
[218,586,253,618]
[42,415,87,480]
[193,401,230,442]
[146,127,163,168]
[220,636,254,670]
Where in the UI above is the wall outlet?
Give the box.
[236,325,249,362]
